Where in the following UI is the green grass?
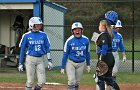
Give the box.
[0,73,26,83]
[0,70,140,84]
[117,72,140,84]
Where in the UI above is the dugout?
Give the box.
[0,0,67,68]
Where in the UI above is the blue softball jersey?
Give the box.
[112,29,125,52]
[61,35,90,69]
[19,31,51,64]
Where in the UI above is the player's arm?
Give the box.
[44,33,53,69]
[100,34,109,59]
[44,33,51,54]
[18,34,27,72]
[60,40,70,74]
[119,36,126,62]
[99,33,109,60]
[44,33,52,60]
[19,34,27,65]
[61,41,70,69]
[86,39,90,66]
[86,40,90,73]
[119,35,125,52]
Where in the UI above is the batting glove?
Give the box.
[123,55,126,62]
[86,66,91,73]
[60,69,65,74]
[48,59,53,70]
[18,64,23,72]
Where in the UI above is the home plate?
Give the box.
[45,82,65,85]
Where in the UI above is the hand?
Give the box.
[60,69,65,74]
[86,66,90,73]
[123,55,126,62]
[18,64,23,72]
[48,59,53,70]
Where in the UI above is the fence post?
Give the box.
[132,0,135,73]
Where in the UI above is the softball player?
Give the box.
[18,17,53,90]
[112,20,126,80]
[94,11,118,90]
[60,22,90,90]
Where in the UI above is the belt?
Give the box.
[29,55,42,57]
[112,51,117,52]
[70,59,85,63]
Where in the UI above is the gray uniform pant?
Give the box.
[25,55,46,89]
[112,51,120,76]
[66,60,85,86]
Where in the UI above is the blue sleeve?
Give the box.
[86,41,90,66]
[101,44,108,55]
[44,34,51,53]
[19,35,27,65]
[96,45,101,54]
[61,41,70,69]
[119,38,125,52]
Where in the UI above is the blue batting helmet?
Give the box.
[105,10,118,25]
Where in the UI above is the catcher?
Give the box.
[94,11,118,90]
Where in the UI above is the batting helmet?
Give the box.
[105,10,118,25]
[29,17,43,29]
[115,20,122,28]
[71,22,83,30]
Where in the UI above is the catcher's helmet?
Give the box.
[29,17,43,29]
[105,10,118,25]
[71,22,83,30]
[115,20,122,28]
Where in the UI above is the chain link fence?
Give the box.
[44,0,140,72]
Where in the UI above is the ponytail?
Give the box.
[100,20,114,39]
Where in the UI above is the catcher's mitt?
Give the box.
[96,61,108,76]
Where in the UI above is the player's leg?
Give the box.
[104,76,116,90]
[102,53,115,90]
[112,52,120,77]
[25,55,36,90]
[93,74,105,90]
[66,60,76,90]
[35,56,46,90]
[75,62,85,90]
[112,52,120,90]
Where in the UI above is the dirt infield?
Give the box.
[0,82,140,90]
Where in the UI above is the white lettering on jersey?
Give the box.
[29,40,44,45]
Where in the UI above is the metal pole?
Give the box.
[132,0,135,73]
[40,0,44,22]
[40,0,44,31]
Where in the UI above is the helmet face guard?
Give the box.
[105,11,118,25]
[29,17,43,30]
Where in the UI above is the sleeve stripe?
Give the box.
[64,35,74,52]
